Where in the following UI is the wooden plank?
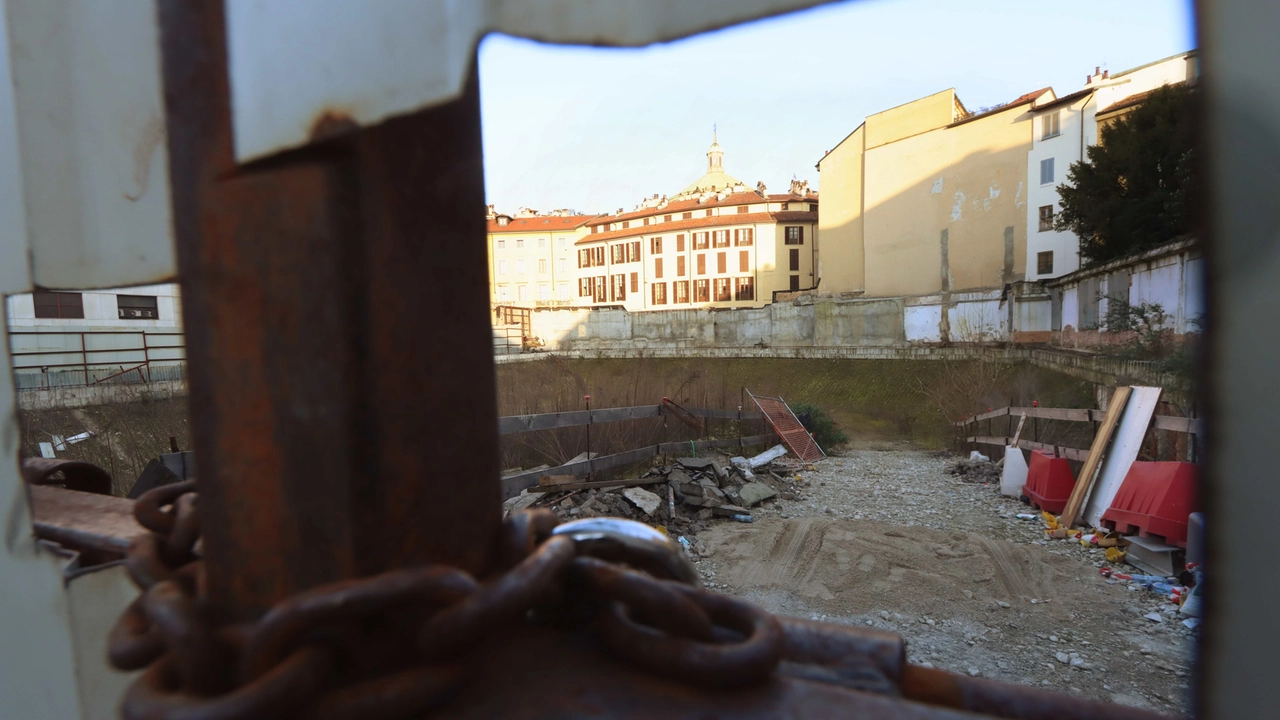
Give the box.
[498,405,763,434]
[1010,406,1092,422]
[527,475,669,494]
[1084,386,1163,528]
[499,405,661,434]
[537,475,579,487]
[501,446,658,498]
[689,408,764,420]
[967,435,1091,462]
[958,407,1010,425]
[1152,415,1204,434]
[1010,413,1028,446]
[1059,386,1132,528]
[1016,440,1090,462]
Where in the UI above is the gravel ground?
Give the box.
[687,443,1197,716]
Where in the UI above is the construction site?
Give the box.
[17,352,1201,717]
[3,1,1276,719]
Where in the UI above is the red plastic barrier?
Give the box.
[1023,451,1076,514]
[1101,461,1198,548]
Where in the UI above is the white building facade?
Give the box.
[1025,51,1199,282]
[5,283,185,388]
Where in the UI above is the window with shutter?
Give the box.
[739,250,749,272]
[1038,205,1055,232]
[1040,158,1055,185]
[33,291,84,319]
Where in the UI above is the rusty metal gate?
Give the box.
[746,390,826,463]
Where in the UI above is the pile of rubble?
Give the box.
[945,453,1003,484]
[504,446,806,536]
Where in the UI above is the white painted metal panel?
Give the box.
[1083,385,1162,528]
[1061,286,1078,329]
[947,299,1006,342]
[226,0,837,162]
[4,0,175,289]
[904,304,941,342]
[0,2,28,293]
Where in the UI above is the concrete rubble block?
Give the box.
[623,488,662,516]
[748,444,789,469]
[696,508,715,521]
[667,468,693,487]
[678,456,726,479]
[729,456,756,481]
[677,482,704,498]
[712,504,751,518]
[703,485,727,505]
[738,481,778,507]
[503,490,545,516]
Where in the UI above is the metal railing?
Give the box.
[9,330,186,389]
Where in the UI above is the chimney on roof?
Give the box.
[1103,70,1110,79]
[1086,75,1091,85]
[1096,66,1100,75]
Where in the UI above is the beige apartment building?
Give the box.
[818,86,1052,298]
[487,211,596,306]
[573,137,819,311]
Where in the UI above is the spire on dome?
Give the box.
[707,126,724,172]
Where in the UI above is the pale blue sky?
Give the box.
[478,0,1195,214]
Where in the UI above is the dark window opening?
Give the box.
[33,291,85,319]
[117,294,159,320]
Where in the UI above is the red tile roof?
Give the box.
[487,215,598,234]
[1033,87,1093,112]
[577,210,817,245]
[948,87,1052,128]
[591,190,818,227]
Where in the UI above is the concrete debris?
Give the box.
[747,444,789,468]
[738,481,779,507]
[729,456,756,480]
[528,451,807,535]
[623,487,661,515]
[946,457,1002,484]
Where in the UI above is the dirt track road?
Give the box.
[690,447,1196,716]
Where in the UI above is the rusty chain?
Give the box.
[109,482,785,719]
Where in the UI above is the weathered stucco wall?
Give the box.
[527,293,992,352]
[817,125,865,294]
[818,91,1035,299]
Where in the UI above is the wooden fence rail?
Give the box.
[958,403,1200,463]
[498,405,763,435]
[953,405,1202,435]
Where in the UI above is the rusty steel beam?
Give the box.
[27,485,146,556]
[157,0,499,618]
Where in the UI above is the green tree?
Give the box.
[1055,83,1197,266]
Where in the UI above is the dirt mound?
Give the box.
[702,517,1105,619]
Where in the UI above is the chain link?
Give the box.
[110,482,786,719]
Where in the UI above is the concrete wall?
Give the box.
[1054,240,1203,336]
[527,292,996,352]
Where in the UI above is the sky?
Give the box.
[478,0,1196,215]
